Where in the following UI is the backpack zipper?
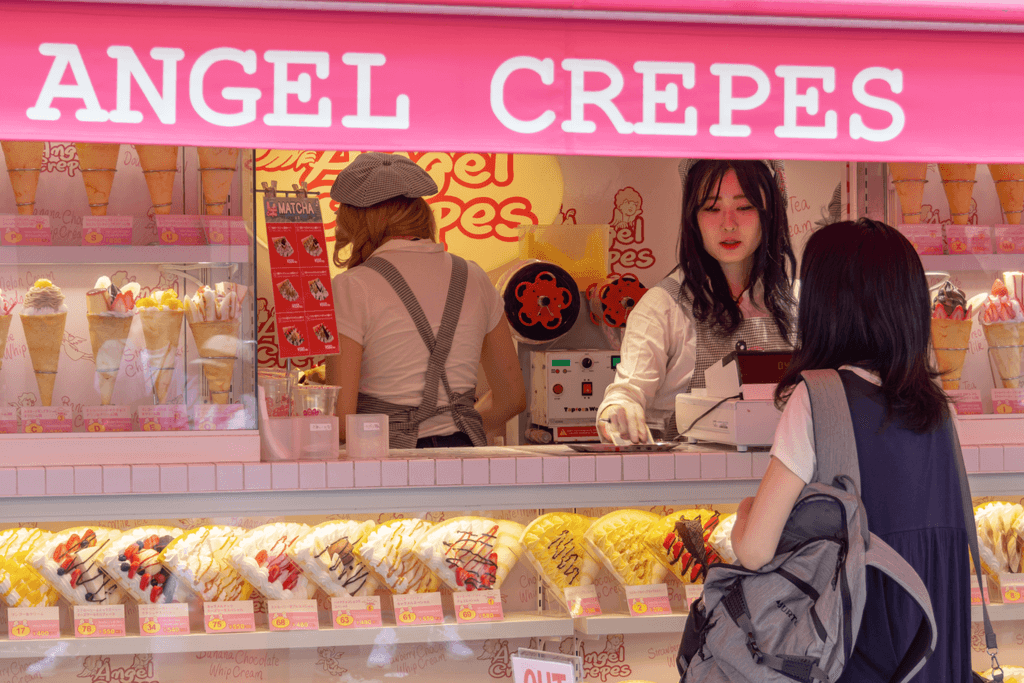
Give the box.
[832,539,848,590]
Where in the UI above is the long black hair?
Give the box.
[774,218,950,433]
[678,159,796,340]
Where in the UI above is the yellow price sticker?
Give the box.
[162,230,179,243]
[11,624,30,638]
[459,608,476,621]
[272,616,290,629]
[142,421,162,431]
[632,600,647,615]
[142,620,161,634]
[77,622,97,636]
[336,613,353,627]
[1007,588,1021,602]
[209,231,225,243]
[84,231,103,244]
[87,422,106,432]
[5,232,23,244]
[207,617,226,631]
[398,610,416,624]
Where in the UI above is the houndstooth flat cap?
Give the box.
[330,152,438,207]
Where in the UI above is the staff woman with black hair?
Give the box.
[597,159,797,443]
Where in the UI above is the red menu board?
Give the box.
[264,196,339,358]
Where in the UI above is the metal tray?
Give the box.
[566,442,679,453]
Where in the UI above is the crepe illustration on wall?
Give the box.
[229,523,315,600]
[519,512,599,605]
[2,140,45,215]
[28,527,125,605]
[355,518,441,594]
[584,510,667,586]
[197,147,239,215]
[158,525,253,601]
[101,526,188,604]
[0,528,59,608]
[134,145,178,215]
[75,143,120,216]
[413,517,525,591]
[644,509,722,584]
[289,520,378,598]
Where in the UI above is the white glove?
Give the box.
[598,403,652,444]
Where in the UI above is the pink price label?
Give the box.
[201,217,250,246]
[8,607,60,640]
[139,603,190,635]
[138,405,188,432]
[971,576,991,605]
[268,600,319,631]
[992,389,1024,414]
[21,406,73,434]
[157,215,207,246]
[1,215,52,246]
[82,405,132,432]
[1001,574,1024,604]
[331,596,383,629]
[74,605,126,638]
[454,589,504,623]
[947,390,984,415]
[564,585,602,618]
[191,404,245,431]
[82,216,133,246]
[625,584,672,617]
[204,601,255,633]
[393,592,444,626]
[945,225,992,254]
[898,224,944,255]
[0,406,19,434]
[995,225,1024,254]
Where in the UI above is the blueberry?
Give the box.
[57,568,65,576]
[118,554,127,562]
[85,593,94,601]
[121,562,130,572]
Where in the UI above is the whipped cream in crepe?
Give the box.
[981,277,1024,324]
[184,281,247,324]
[87,276,140,318]
[22,279,67,315]
[932,281,971,320]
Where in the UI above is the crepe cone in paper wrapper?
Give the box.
[1,141,44,216]
[889,162,929,223]
[938,163,977,225]
[0,314,11,373]
[197,147,238,215]
[20,313,66,406]
[75,143,120,216]
[984,322,1024,389]
[87,315,133,405]
[134,145,178,215]
[989,164,1024,225]
[931,318,973,390]
[139,309,184,403]
[188,318,240,404]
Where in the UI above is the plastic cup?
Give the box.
[260,377,292,417]
[291,384,340,417]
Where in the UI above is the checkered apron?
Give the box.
[656,277,793,439]
[355,254,487,448]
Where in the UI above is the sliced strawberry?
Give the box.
[67,534,81,549]
[111,292,133,315]
[152,573,166,585]
[150,585,163,602]
[123,544,139,559]
[139,573,150,589]
[255,550,268,566]
[268,565,281,583]
[993,279,1009,297]
[53,546,66,562]
[60,556,75,572]
[455,567,467,587]
[128,560,140,579]
[82,529,97,545]
[70,568,82,588]
[281,573,298,591]
[144,535,160,549]
[662,533,675,550]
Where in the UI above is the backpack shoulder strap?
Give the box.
[799,369,861,493]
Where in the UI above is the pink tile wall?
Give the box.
[326,461,354,488]
[569,456,595,482]
[76,466,105,494]
[516,458,542,484]
[490,458,516,485]
[1005,446,1024,471]
[46,467,74,495]
[17,468,45,496]
[435,460,462,486]
[462,459,489,486]
[675,454,700,480]
[0,469,16,496]
[381,460,409,487]
[979,446,1004,472]
[272,462,299,489]
[543,457,569,483]
[132,465,160,493]
[217,464,244,491]
[188,464,215,492]
[596,456,622,482]
[353,461,381,487]
[649,454,674,480]
[407,460,434,487]
[103,466,132,494]
[700,453,727,479]
[244,463,272,490]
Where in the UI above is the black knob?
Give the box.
[582,357,593,368]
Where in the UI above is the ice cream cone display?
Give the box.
[133,145,178,215]
[0,289,14,374]
[19,279,67,406]
[989,164,1024,224]
[1,141,44,216]
[937,163,978,225]
[135,289,185,404]
[197,147,238,215]
[185,282,248,404]
[888,162,929,223]
[86,276,140,405]
[980,275,1024,389]
[931,281,974,391]
[413,517,525,591]
[74,143,120,216]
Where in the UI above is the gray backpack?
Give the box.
[677,369,938,683]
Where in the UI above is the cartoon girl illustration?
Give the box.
[610,187,644,245]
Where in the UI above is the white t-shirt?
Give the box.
[597,268,771,431]
[331,240,504,438]
[771,365,882,484]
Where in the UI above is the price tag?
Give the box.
[454,589,504,623]
[21,406,74,433]
[947,390,983,416]
[201,216,249,246]
[992,389,1024,414]
[1,215,52,246]
[191,404,245,430]
[995,225,1024,254]
[204,600,255,633]
[138,603,190,636]
[82,406,132,432]
[1000,573,1024,603]
[946,224,991,254]
[971,575,992,606]
[157,215,207,245]
[0,407,19,434]
[7,607,60,640]
[82,216,133,246]
[331,595,382,629]
[563,585,601,618]
[684,583,704,607]
[268,599,319,631]
[897,224,944,255]
[138,405,188,432]
[393,592,444,626]
[74,604,125,638]
[625,584,671,617]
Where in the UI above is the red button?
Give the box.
[553,384,563,395]
[582,381,593,396]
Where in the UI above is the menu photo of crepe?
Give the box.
[283,327,305,347]
[302,235,323,257]
[308,278,329,302]
[278,279,300,302]
[313,323,334,344]
[273,236,294,258]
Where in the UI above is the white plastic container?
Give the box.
[345,414,389,459]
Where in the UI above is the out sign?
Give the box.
[511,657,575,683]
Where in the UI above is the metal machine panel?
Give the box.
[530,350,619,442]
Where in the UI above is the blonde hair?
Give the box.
[333,196,437,269]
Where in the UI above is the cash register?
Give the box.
[674,344,791,451]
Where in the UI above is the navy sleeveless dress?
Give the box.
[836,370,972,682]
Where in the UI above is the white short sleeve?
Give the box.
[771,381,816,484]
[331,272,368,345]
[467,260,504,333]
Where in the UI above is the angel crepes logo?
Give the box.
[480,637,575,678]
[608,187,654,274]
[257,295,320,370]
[41,142,80,176]
[581,635,632,682]
[77,654,156,683]
[316,647,348,676]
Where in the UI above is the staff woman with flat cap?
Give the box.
[325,152,526,448]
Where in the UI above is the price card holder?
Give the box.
[684,583,704,610]
[564,585,601,618]
[971,574,993,606]
[138,405,188,432]
[947,390,983,416]
[0,407,19,434]
[74,604,125,638]
[1001,573,1024,604]
[21,406,73,434]
[1,215,52,246]
[331,595,383,629]
[393,592,444,626]
[82,216,133,246]
[268,599,319,631]
[204,600,255,633]
[8,607,60,640]
[454,589,504,624]
[625,584,671,617]
[139,603,190,636]
[511,648,582,683]
[83,406,132,432]
[992,389,1024,414]
[157,215,207,245]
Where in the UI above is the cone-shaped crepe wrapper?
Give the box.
[985,322,1024,389]
[2,141,44,216]
[134,145,178,215]
[75,143,120,216]
[0,314,11,373]
[87,316,132,405]
[931,318,973,390]
[889,163,929,224]
[138,310,184,404]
[20,313,65,406]
[938,163,978,226]
[188,318,239,404]
[989,164,1024,225]
[197,147,238,215]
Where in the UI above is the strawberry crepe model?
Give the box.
[185,282,247,404]
[86,277,140,405]
[134,289,185,404]
[2,141,44,215]
[28,527,125,605]
[981,274,1024,389]
[229,523,315,600]
[101,527,188,605]
[0,288,14,374]
[20,279,67,406]
[414,517,525,591]
[931,281,974,391]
